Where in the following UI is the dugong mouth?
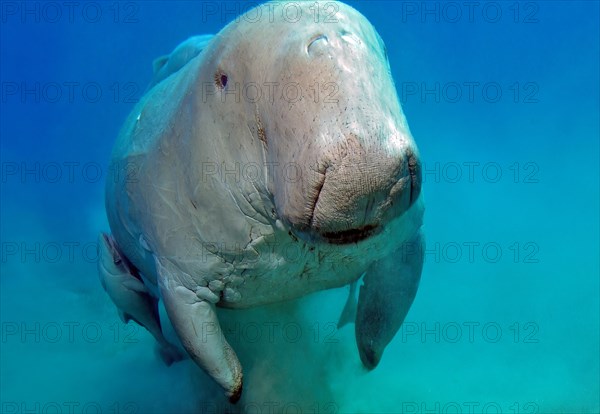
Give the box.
[291,223,382,245]
[283,151,420,246]
[320,224,380,244]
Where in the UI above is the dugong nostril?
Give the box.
[340,30,360,46]
[307,34,328,54]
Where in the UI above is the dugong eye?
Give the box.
[215,71,228,89]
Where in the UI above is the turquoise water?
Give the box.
[1,1,598,413]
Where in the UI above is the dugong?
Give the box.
[99,0,424,402]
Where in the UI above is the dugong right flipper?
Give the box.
[97,234,184,365]
[355,230,425,369]
[156,258,243,403]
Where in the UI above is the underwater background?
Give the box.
[1,1,598,413]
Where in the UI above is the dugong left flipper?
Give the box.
[156,258,243,403]
[355,230,425,369]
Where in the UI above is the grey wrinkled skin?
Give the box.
[100,0,425,403]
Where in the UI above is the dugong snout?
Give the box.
[255,2,421,246]
[288,135,421,245]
